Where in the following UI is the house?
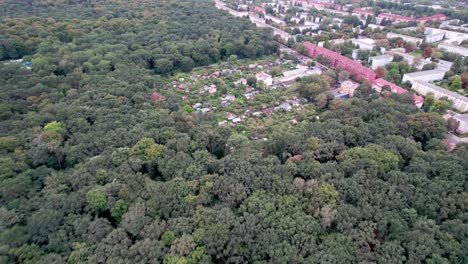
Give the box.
[256,71,273,86]
[252,5,265,13]
[199,108,211,113]
[411,81,468,112]
[369,54,394,69]
[452,114,468,134]
[218,121,228,126]
[227,113,236,120]
[372,78,407,94]
[222,95,236,101]
[208,85,217,94]
[340,80,359,97]
[232,117,242,124]
[413,94,425,108]
[235,78,247,85]
[261,107,275,115]
[275,102,292,111]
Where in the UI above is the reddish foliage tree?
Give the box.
[404,43,414,53]
[422,46,433,58]
[151,92,165,102]
[375,67,386,79]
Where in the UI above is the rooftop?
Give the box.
[413,80,468,103]
[370,54,393,60]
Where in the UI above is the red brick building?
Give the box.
[303,41,376,81]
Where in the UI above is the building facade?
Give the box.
[411,81,468,112]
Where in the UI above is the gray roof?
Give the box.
[454,114,468,123]
[413,81,468,103]
[404,69,445,77]
[369,54,393,60]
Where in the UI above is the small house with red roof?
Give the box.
[256,71,273,86]
[252,5,265,13]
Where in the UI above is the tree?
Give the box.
[450,56,463,74]
[450,76,462,91]
[375,67,385,78]
[404,43,415,53]
[407,112,448,144]
[86,187,108,211]
[287,37,295,48]
[422,46,432,58]
[247,76,257,87]
[155,58,174,74]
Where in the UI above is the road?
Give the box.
[213,0,329,71]
[214,0,292,41]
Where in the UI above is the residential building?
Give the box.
[411,81,468,112]
[452,113,468,134]
[278,68,322,84]
[351,38,376,50]
[387,32,423,46]
[353,8,374,17]
[438,43,468,57]
[265,15,286,25]
[378,13,414,23]
[402,69,447,84]
[425,32,445,43]
[252,5,265,13]
[369,54,393,69]
[340,80,359,97]
[368,24,385,30]
[417,13,447,24]
[372,78,407,94]
[372,78,424,107]
[256,71,273,86]
[304,41,376,81]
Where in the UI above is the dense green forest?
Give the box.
[1,0,467,263]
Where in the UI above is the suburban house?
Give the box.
[340,80,359,97]
[256,71,273,86]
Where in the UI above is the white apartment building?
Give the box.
[411,81,468,112]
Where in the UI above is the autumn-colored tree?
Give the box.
[375,66,385,78]
[422,46,432,58]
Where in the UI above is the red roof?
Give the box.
[413,94,424,105]
[417,13,447,22]
[261,107,275,115]
[379,13,414,22]
[253,5,265,13]
[372,78,408,94]
[307,1,342,9]
[354,8,374,15]
[303,42,376,81]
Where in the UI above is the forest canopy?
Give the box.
[0,0,467,263]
